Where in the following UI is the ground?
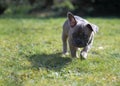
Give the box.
[0,15,120,86]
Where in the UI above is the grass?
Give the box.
[0,15,120,86]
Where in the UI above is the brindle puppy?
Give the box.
[62,12,98,59]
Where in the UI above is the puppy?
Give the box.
[62,12,98,59]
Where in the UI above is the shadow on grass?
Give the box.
[28,53,72,71]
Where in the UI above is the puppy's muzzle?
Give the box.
[73,39,87,47]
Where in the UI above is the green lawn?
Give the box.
[0,16,120,86]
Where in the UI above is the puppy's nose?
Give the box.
[76,39,83,45]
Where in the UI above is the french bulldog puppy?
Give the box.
[62,12,98,59]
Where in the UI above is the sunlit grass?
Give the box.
[0,16,120,86]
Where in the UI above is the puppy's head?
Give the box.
[67,12,98,47]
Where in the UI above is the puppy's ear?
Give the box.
[67,12,77,27]
[85,23,99,33]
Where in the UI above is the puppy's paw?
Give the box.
[80,51,88,60]
[62,52,69,57]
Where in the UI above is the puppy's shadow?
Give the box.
[28,53,72,71]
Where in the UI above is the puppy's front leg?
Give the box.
[68,41,77,57]
[62,33,68,55]
[69,45,77,57]
[80,44,92,59]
